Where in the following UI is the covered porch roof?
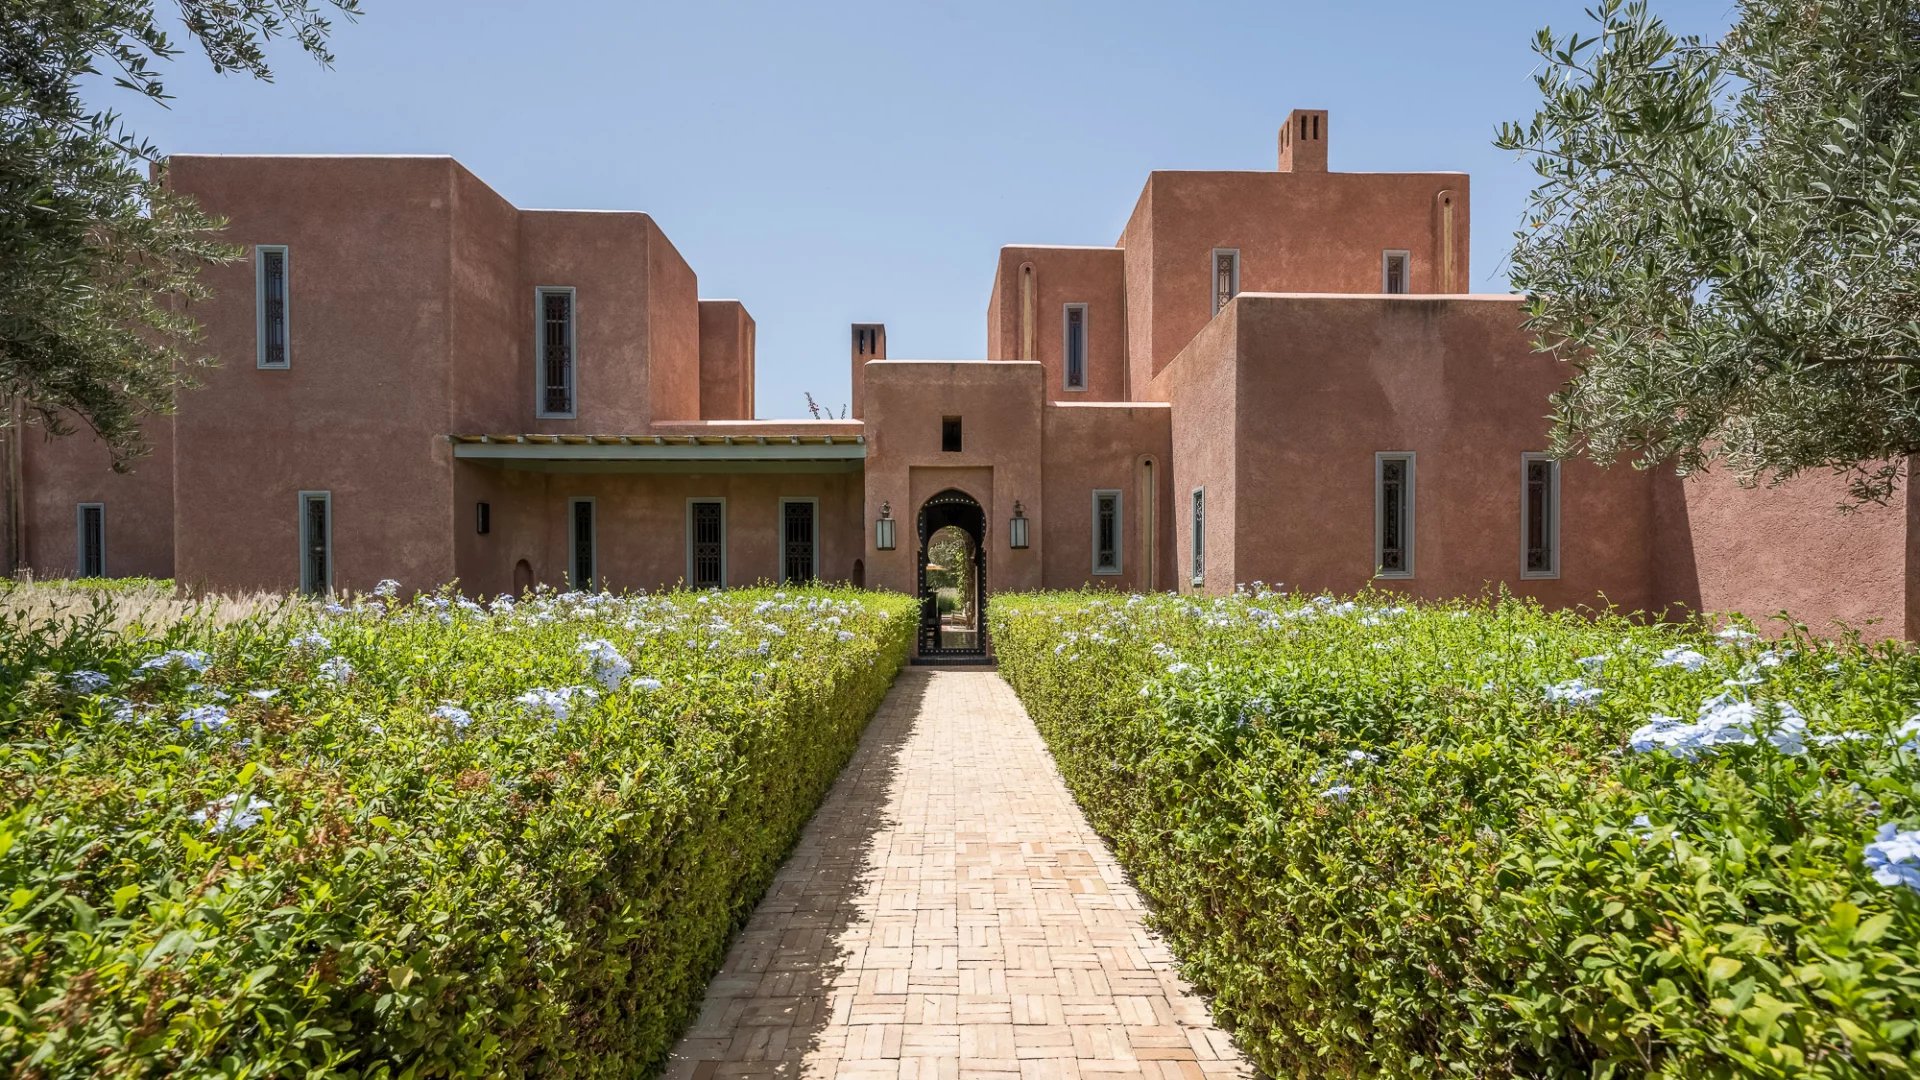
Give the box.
[448,429,866,473]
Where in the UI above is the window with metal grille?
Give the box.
[1376,453,1415,578]
[299,491,331,596]
[941,416,962,453]
[781,499,817,583]
[257,246,289,368]
[689,500,725,588]
[76,504,104,577]
[1190,488,1205,586]
[1212,249,1239,315]
[1383,251,1410,294]
[569,498,594,588]
[538,288,576,416]
[1063,304,1088,391]
[1522,454,1561,578]
[1092,490,1121,575]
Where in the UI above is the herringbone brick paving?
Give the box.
[664,668,1254,1080]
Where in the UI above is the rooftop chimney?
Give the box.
[850,323,885,419]
[1279,109,1328,173]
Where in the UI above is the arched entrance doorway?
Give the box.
[917,489,987,657]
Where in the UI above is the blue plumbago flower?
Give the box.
[139,649,211,675]
[109,698,146,724]
[1319,784,1354,802]
[320,600,349,616]
[1629,814,1655,838]
[836,630,856,642]
[180,704,230,733]
[433,704,473,730]
[1577,655,1609,672]
[246,688,279,701]
[1166,662,1193,675]
[632,676,663,692]
[317,657,354,684]
[1864,824,1920,892]
[1346,749,1378,764]
[373,579,401,599]
[577,638,632,691]
[516,686,597,721]
[66,670,110,694]
[1629,698,1805,759]
[193,793,271,833]
[1653,647,1710,672]
[289,631,330,652]
[1898,716,1920,752]
[1544,678,1604,707]
[1813,731,1875,747]
[1715,626,1761,646]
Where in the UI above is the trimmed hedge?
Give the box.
[1,584,913,1077]
[990,590,1920,1078]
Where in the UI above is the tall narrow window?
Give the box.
[537,287,576,417]
[1375,453,1415,578]
[256,245,289,368]
[299,491,331,596]
[941,416,962,453]
[1522,453,1561,578]
[1092,490,1122,575]
[1190,487,1205,587]
[568,497,595,589]
[1063,304,1088,391]
[688,499,726,588]
[1383,251,1410,294]
[75,503,104,577]
[1211,249,1240,315]
[781,498,818,583]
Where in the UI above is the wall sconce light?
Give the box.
[874,500,897,550]
[1009,500,1030,549]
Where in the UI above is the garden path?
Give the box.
[664,668,1253,1080]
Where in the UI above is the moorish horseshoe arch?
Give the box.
[916,488,988,657]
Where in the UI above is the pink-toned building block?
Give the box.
[2,110,1910,651]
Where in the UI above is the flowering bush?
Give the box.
[990,589,1920,1078]
[0,584,912,1077]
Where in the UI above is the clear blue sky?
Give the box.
[105,0,1737,420]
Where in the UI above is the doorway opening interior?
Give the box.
[916,489,987,657]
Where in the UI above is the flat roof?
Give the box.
[449,432,865,462]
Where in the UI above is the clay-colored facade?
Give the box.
[4,110,1913,644]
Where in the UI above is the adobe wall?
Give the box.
[985,247,1127,401]
[698,300,756,420]
[165,156,463,594]
[1038,403,1173,591]
[1161,294,1659,607]
[861,361,1046,596]
[450,163,524,433]
[1653,467,1913,638]
[452,463,863,595]
[1125,170,1469,394]
[647,224,702,422]
[519,210,659,430]
[17,418,174,580]
[1152,305,1241,594]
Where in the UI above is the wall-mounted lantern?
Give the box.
[1009,500,1030,549]
[475,501,491,535]
[875,500,897,550]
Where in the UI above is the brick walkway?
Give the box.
[665,668,1254,1080]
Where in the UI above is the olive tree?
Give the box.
[1497,0,1920,503]
[0,0,360,466]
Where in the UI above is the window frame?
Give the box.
[1382,250,1411,295]
[1190,487,1206,587]
[567,496,596,590]
[1091,488,1122,576]
[685,497,728,589]
[255,244,291,369]
[778,496,820,584]
[535,286,579,419]
[1373,452,1416,579]
[75,502,105,578]
[941,415,963,453]
[1210,248,1241,316]
[1520,452,1562,580]
[297,490,332,596]
[1061,303,1089,392]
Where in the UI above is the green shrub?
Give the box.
[1,584,913,1077]
[989,590,1920,1078]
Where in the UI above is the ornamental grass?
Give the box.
[991,589,1920,1078]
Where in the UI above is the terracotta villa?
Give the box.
[2,109,1912,653]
